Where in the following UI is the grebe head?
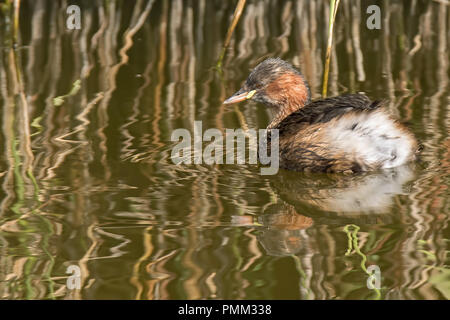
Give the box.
[224,58,311,110]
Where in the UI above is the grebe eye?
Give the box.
[249,83,263,90]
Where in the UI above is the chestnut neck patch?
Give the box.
[266,72,311,128]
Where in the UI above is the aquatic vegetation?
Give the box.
[322,0,340,97]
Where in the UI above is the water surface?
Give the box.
[0,0,449,299]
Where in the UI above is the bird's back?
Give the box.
[273,94,419,173]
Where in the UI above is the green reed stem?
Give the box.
[216,0,247,70]
[13,0,20,45]
[322,0,340,98]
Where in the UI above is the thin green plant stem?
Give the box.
[216,0,246,70]
[13,0,20,45]
[322,0,340,98]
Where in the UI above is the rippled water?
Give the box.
[0,0,449,299]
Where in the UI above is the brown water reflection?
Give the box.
[0,0,449,299]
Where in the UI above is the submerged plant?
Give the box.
[344,224,382,300]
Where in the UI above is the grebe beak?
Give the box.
[223,89,256,105]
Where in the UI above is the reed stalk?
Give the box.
[12,0,20,45]
[322,0,340,97]
[216,0,246,70]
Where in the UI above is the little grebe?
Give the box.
[224,58,420,173]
